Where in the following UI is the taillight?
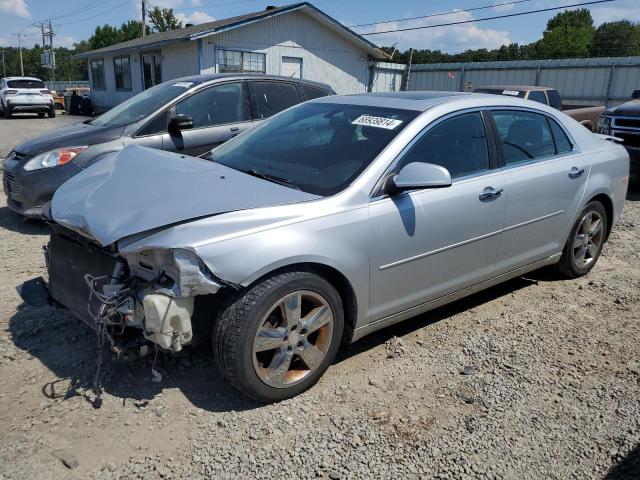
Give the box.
[5,90,18,95]
[40,89,51,94]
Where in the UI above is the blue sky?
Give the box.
[1,0,639,51]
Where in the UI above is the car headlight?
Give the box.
[597,116,611,128]
[23,146,87,171]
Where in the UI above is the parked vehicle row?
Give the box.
[10,84,628,401]
[473,85,605,131]
[2,74,333,217]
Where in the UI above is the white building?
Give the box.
[76,2,389,111]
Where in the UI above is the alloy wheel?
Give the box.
[252,290,334,388]
[573,210,604,268]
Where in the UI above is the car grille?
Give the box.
[613,118,640,129]
[2,168,22,195]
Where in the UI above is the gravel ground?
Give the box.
[0,115,639,480]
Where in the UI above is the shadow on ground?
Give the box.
[605,444,640,479]
[9,273,536,413]
[0,207,48,235]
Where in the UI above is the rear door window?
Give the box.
[398,112,490,179]
[250,81,301,119]
[491,110,556,165]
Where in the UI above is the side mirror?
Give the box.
[632,90,640,100]
[169,114,193,132]
[389,162,452,193]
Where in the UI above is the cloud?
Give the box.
[177,10,214,25]
[0,0,30,18]
[55,36,77,48]
[358,10,511,52]
[493,3,515,12]
[149,0,183,8]
[190,0,203,6]
[590,0,640,24]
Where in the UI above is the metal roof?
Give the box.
[411,56,640,71]
[75,2,388,60]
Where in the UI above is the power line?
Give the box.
[350,0,537,29]
[54,0,132,27]
[359,0,616,36]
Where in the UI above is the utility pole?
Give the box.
[141,0,147,37]
[401,48,413,92]
[13,33,25,76]
[38,20,56,81]
[48,19,55,81]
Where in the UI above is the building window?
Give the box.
[113,55,131,91]
[142,51,162,90]
[90,59,105,90]
[217,49,265,73]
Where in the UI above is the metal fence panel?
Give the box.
[372,56,640,106]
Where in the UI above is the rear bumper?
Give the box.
[8,104,52,113]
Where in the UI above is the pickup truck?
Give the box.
[473,85,605,132]
[597,89,640,178]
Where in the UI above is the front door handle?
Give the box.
[568,167,585,179]
[230,126,240,132]
[479,187,503,202]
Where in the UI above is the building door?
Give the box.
[142,51,162,89]
[281,57,303,78]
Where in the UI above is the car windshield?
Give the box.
[89,81,198,127]
[207,102,418,196]
[7,79,45,89]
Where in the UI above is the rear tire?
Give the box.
[213,271,344,402]
[48,107,56,118]
[37,112,45,118]
[3,105,11,119]
[557,201,607,278]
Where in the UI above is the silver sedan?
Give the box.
[44,91,629,401]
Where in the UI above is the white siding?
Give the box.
[199,10,370,94]
[161,42,199,80]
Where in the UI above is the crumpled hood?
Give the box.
[51,145,319,246]
[14,121,125,157]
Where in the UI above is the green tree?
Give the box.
[535,9,594,58]
[120,20,149,41]
[148,7,183,32]
[590,20,640,57]
[88,24,122,50]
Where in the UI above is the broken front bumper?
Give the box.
[27,226,224,352]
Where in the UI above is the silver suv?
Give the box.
[0,77,55,119]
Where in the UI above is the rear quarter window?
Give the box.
[301,84,330,100]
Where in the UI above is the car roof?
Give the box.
[169,73,333,92]
[476,85,554,92]
[311,90,557,112]
[2,76,44,82]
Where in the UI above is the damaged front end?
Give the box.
[42,225,226,353]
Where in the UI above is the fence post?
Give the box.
[604,62,616,106]
[458,66,466,91]
[535,63,542,86]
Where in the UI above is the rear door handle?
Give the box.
[479,187,503,201]
[230,127,240,132]
[568,167,585,179]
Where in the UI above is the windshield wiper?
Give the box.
[244,169,300,190]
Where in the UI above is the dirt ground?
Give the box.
[0,115,638,480]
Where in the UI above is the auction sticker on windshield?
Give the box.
[502,90,521,96]
[173,82,194,88]
[352,115,403,130]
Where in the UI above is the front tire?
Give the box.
[557,201,607,278]
[213,271,344,402]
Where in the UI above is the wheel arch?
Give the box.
[586,192,614,240]
[242,262,358,342]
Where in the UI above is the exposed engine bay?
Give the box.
[45,225,225,354]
